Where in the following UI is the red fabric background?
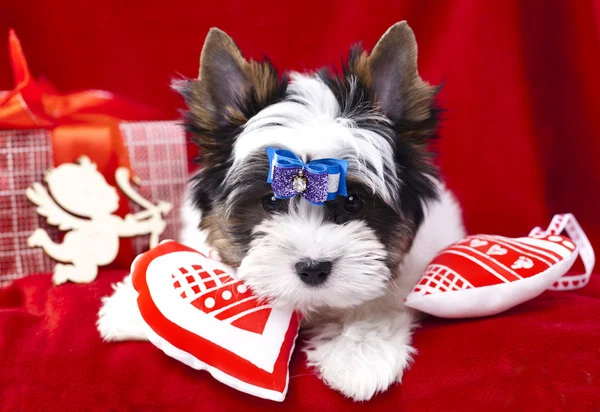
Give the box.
[2,0,599,248]
[1,272,599,411]
[1,1,600,410]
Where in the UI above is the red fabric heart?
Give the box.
[420,234,576,291]
[131,241,300,401]
[405,234,579,318]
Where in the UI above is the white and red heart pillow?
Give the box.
[405,214,595,318]
[127,214,593,400]
[131,241,300,402]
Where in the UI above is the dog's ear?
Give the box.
[177,28,284,133]
[176,28,250,130]
[175,29,286,214]
[363,21,435,125]
[196,28,250,124]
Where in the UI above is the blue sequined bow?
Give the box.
[266,148,348,206]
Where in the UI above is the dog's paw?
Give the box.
[304,312,416,401]
[97,275,148,342]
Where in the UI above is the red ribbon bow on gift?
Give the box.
[0,29,167,268]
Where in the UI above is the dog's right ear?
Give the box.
[185,28,252,130]
[175,28,285,131]
[174,28,285,168]
[175,29,286,213]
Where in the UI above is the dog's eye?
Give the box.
[262,194,285,212]
[342,194,362,215]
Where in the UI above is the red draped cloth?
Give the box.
[2,0,599,248]
[1,1,599,410]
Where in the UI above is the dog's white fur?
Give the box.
[97,275,147,341]
[301,187,464,400]
[97,72,466,401]
[97,187,464,400]
[231,74,399,205]
[237,200,390,312]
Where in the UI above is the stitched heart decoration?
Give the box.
[131,241,300,402]
[469,239,488,248]
[486,244,507,256]
[405,232,581,318]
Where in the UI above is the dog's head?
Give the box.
[176,22,440,313]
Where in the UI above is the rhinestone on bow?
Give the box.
[292,170,307,193]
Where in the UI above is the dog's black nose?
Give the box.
[295,260,332,286]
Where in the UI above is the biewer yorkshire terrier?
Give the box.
[98,21,465,401]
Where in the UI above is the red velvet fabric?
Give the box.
[1,0,599,249]
[2,1,600,410]
[1,271,599,410]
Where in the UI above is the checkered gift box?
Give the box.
[0,121,189,287]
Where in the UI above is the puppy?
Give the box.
[98,21,465,401]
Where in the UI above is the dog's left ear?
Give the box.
[363,21,435,125]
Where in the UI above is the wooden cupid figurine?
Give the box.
[26,156,172,285]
